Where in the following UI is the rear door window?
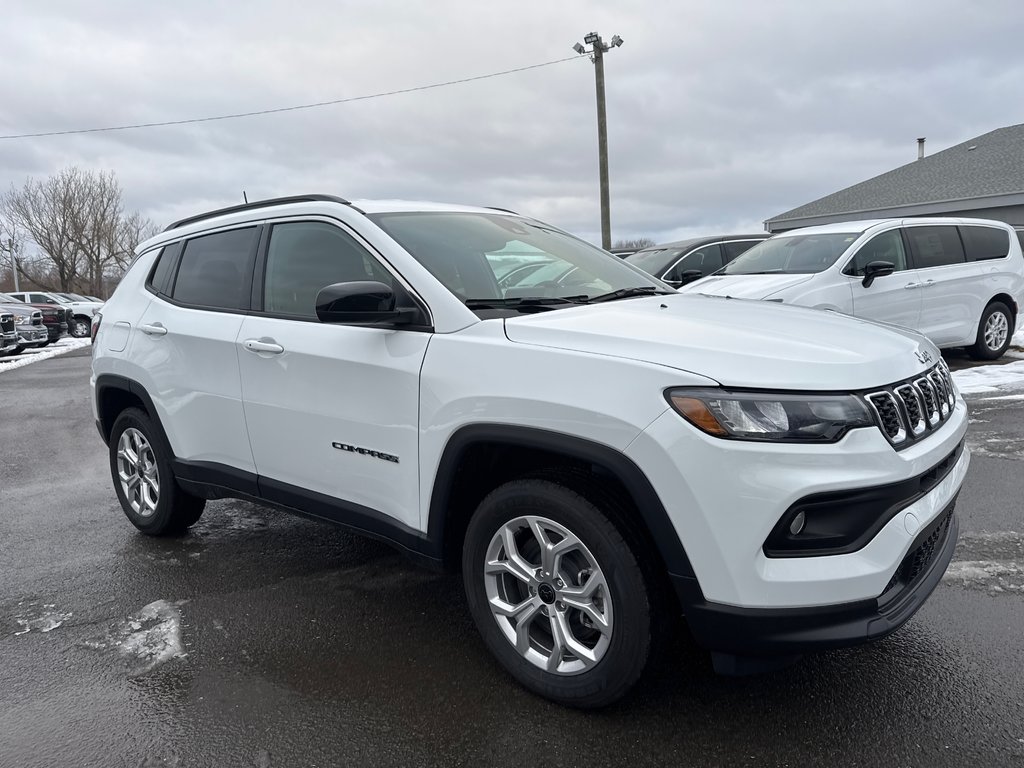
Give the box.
[960,225,1010,261]
[905,226,966,269]
[171,227,259,310]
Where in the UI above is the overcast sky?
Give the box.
[1,0,1022,245]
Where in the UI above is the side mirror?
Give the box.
[861,261,895,288]
[679,269,704,284]
[315,281,416,326]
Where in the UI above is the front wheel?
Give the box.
[462,478,659,708]
[109,408,205,535]
[969,301,1014,360]
[69,316,91,338]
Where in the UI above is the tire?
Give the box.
[109,408,205,535]
[69,316,90,338]
[10,346,23,356]
[969,301,1014,360]
[462,477,660,708]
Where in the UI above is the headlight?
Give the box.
[666,388,875,443]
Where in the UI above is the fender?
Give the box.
[427,424,700,591]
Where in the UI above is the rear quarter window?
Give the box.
[960,225,1011,261]
[145,242,181,295]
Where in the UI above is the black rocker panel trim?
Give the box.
[171,460,440,569]
[428,424,699,582]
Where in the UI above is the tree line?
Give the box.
[0,167,157,298]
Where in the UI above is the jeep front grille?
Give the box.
[864,362,957,449]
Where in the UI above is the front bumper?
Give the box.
[16,325,49,347]
[42,322,67,341]
[678,500,958,655]
[1,331,17,354]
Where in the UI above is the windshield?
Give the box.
[722,233,860,275]
[369,212,666,307]
[65,293,89,301]
[0,293,16,303]
[625,247,685,276]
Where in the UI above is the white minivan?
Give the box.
[680,218,1024,359]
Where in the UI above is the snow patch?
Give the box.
[952,360,1024,394]
[11,601,71,635]
[84,600,186,676]
[943,560,1024,592]
[0,338,92,374]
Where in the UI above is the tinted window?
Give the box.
[722,240,763,261]
[30,293,55,304]
[146,243,181,295]
[171,227,258,310]
[625,247,684,276]
[905,226,966,268]
[665,244,723,281]
[722,233,859,275]
[370,212,660,303]
[960,226,1010,261]
[844,229,909,276]
[263,222,393,318]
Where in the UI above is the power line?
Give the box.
[0,55,586,140]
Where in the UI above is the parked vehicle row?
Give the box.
[626,234,770,287]
[0,291,69,354]
[93,195,968,708]
[680,217,1024,360]
[7,291,103,338]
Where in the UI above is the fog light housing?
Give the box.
[789,511,806,536]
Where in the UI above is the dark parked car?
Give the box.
[625,234,770,287]
[0,292,68,344]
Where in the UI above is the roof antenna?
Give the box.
[243,190,249,203]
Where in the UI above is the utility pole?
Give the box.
[1,237,18,292]
[573,32,623,250]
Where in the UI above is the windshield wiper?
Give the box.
[464,296,589,310]
[587,286,672,303]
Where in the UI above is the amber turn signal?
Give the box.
[670,396,729,436]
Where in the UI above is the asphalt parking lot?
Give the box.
[2,348,1023,767]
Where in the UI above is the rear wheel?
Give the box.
[969,301,1014,360]
[462,478,660,708]
[109,408,205,535]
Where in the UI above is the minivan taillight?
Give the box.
[91,312,102,343]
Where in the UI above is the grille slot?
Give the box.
[896,384,926,436]
[915,378,940,426]
[0,313,13,334]
[868,392,906,443]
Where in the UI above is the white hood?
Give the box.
[503,295,937,390]
[677,273,815,299]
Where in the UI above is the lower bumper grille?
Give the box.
[883,508,955,594]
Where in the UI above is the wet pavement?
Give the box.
[1,349,1023,767]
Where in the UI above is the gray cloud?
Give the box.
[2,0,1022,245]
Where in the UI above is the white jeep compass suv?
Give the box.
[91,195,969,707]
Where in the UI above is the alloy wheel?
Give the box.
[984,311,1009,351]
[116,427,160,517]
[484,515,613,675]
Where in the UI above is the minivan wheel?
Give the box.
[70,316,90,338]
[109,408,205,535]
[969,301,1014,360]
[462,478,656,708]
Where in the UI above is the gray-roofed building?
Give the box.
[765,123,1024,233]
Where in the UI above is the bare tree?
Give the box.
[2,167,157,295]
[613,237,656,250]
[3,168,90,291]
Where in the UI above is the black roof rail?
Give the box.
[164,194,352,232]
[485,206,519,215]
